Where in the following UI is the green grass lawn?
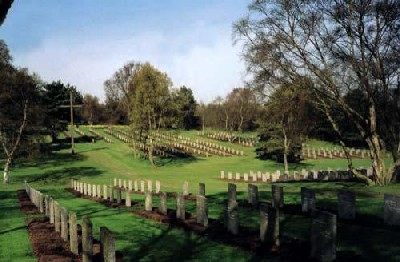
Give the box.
[0,127,399,261]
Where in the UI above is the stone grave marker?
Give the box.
[183,181,189,196]
[116,187,122,204]
[199,183,205,196]
[69,212,78,255]
[338,190,356,219]
[100,227,116,262]
[140,181,145,192]
[384,194,400,225]
[272,185,284,208]
[228,183,237,202]
[155,180,161,193]
[82,216,93,262]
[301,187,316,212]
[311,210,336,261]
[248,184,259,207]
[196,195,208,226]
[145,191,152,211]
[159,192,167,215]
[176,193,185,219]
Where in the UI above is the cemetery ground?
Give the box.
[1,126,400,261]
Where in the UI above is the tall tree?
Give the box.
[170,86,198,129]
[235,0,400,185]
[130,63,172,165]
[82,94,103,125]
[257,78,312,172]
[225,87,258,132]
[42,81,83,141]
[104,61,143,124]
[0,40,40,183]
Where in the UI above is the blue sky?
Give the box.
[0,0,250,102]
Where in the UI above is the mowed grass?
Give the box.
[0,127,399,261]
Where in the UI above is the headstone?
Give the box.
[113,178,117,187]
[147,180,152,192]
[49,198,54,224]
[92,184,97,197]
[134,180,139,191]
[227,199,239,235]
[103,185,108,200]
[125,189,131,207]
[183,181,189,196]
[155,180,161,193]
[228,172,233,180]
[116,187,122,204]
[384,194,400,225]
[128,180,133,191]
[220,170,225,179]
[123,179,127,188]
[244,173,249,181]
[69,212,78,255]
[82,216,93,262]
[88,183,92,196]
[176,193,185,219]
[97,185,101,198]
[196,195,208,227]
[338,190,356,219]
[140,181,145,192]
[272,185,284,208]
[248,184,259,207]
[145,191,152,211]
[109,186,114,203]
[54,201,61,232]
[301,187,316,212]
[259,203,269,242]
[228,183,237,202]
[100,227,116,262]
[60,207,69,241]
[236,173,241,180]
[159,192,167,215]
[259,204,280,246]
[311,211,337,261]
[199,183,205,196]
[118,179,122,188]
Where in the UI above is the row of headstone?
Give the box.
[201,131,257,147]
[25,182,116,261]
[112,178,162,193]
[152,131,244,156]
[219,168,360,183]
[89,129,112,143]
[301,145,370,159]
[73,180,208,227]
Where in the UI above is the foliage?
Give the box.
[41,81,83,140]
[170,86,198,130]
[234,0,400,185]
[104,61,143,124]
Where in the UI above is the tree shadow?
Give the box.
[156,155,203,167]
[25,166,102,183]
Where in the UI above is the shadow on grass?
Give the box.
[13,149,89,171]
[26,166,102,183]
[156,154,203,167]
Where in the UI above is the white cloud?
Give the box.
[13,24,246,103]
